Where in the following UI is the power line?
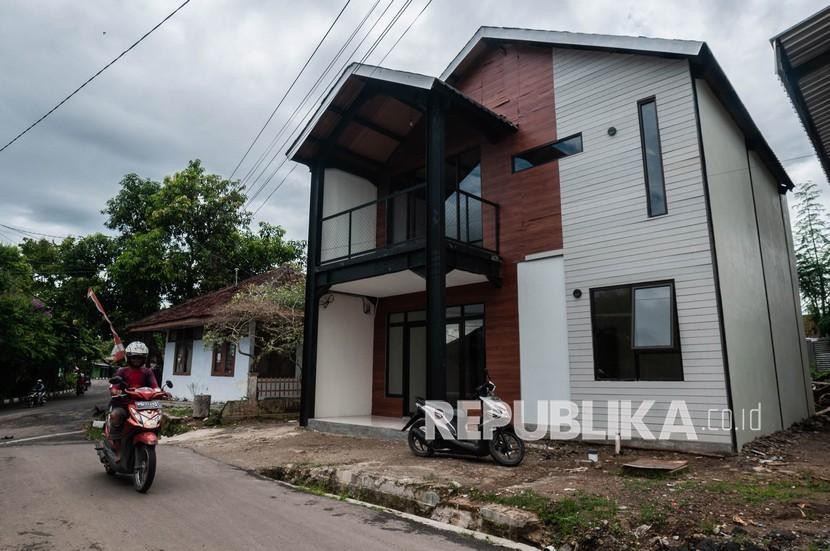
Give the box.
[375,0,432,67]
[239,0,383,190]
[242,0,391,205]
[0,223,68,240]
[246,0,408,211]
[249,0,422,214]
[0,0,192,154]
[252,165,300,216]
[228,0,353,181]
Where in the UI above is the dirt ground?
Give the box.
[166,415,830,550]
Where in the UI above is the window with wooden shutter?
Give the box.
[211,342,236,377]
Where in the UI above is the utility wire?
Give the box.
[229,0,353,181]
[248,0,420,214]
[239,0,383,191]
[247,0,408,211]
[243,0,392,205]
[375,0,432,67]
[0,0,192,154]
[251,165,300,216]
[0,223,68,240]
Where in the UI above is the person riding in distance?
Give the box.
[108,341,158,455]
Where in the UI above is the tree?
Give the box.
[103,160,304,308]
[793,181,830,334]
[203,267,304,369]
[0,244,59,396]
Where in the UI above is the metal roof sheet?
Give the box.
[773,6,830,181]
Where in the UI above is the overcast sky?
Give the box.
[0,0,827,246]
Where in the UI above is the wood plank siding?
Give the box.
[371,44,564,417]
[553,48,732,449]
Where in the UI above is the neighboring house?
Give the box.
[772,5,830,182]
[128,269,300,403]
[290,27,814,454]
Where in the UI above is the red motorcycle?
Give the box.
[94,376,173,492]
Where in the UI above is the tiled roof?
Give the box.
[127,266,300,332]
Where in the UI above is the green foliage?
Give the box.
[102,160,304,308]
[699,475,830,504]
[469,488,618,539]
[638,503,666,526]
[203,272,304,367]
[0,244,60,396]
[793,182,830,334]
[2,159,303,398]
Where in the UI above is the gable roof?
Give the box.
[441,27,794,192]
[287,62,517,164]
[127,266,300,333]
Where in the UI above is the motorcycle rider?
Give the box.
[107,342,159,456]
[32,378,45,393]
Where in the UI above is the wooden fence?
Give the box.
[256,377,301,410]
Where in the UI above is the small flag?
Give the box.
[87,288,125,363]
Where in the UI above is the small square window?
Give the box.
[591,281,682,381]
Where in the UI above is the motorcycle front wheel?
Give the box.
[132,444,157,493]
[489,430,525,467]
[407,419,434,457]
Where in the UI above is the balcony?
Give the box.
[319,183,499,264]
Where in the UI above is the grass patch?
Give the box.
[297,481,331,497]
[83,423,104,441]
[699,476,830,504]
[469,488,619,538]
[697,517,718,535]
[638,503,666,526]
[163,405,193,418]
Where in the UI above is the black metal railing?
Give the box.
[444,189,499,254]
[319,183,499,264]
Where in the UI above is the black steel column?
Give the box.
[425,92,447,401]
[300,162,325,426]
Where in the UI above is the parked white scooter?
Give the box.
[402,375,525,467]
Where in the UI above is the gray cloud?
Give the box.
[0,0,827,247]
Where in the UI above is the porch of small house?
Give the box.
[307,415,407,440]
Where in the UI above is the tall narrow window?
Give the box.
[638,98,667,217]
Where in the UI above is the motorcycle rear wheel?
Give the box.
[407,419,434,457]
[489,430,525,467]
[132,444,156,493]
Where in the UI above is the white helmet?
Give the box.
[125,341,149,357]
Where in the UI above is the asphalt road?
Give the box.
[0,380,109,443]
[0,385,503,551]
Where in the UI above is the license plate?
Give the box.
[135,401,161,410]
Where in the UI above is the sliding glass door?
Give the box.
[387,304,485,414]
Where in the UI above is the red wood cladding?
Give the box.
[371,44,561,417]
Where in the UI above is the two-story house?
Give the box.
[289,28,815,454]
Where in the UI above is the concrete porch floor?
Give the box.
[308,415,407,440]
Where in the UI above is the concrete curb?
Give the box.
[259,463,544,547]
[271,478,539,551]
[1,388,75,408]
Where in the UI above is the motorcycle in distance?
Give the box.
[27,387,46,408]
[75,372,87,396]
[402,376,525,467]
[93,376,173,493]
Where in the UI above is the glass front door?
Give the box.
[445,304,485,405]
[387,305,485,415]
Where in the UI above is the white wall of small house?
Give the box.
[162,334,251,403]
[314,293,374,418]
[554,48,732,451]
